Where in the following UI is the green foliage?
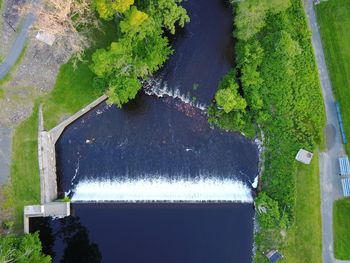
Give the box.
[2,220,14,231]
[63,196,71,202]
[237,40,264,112]
[91,1,188,107]
[93,0,134,20]
[0,233,51,263]
[255,192,287,229]
[227,0,324,221]
[234,0,267,41]
[105,76,141,107]
[146,0,190,34]
[214,70,247,113]
[207,105,255,138]
[211,0,324,260]
[233,0,291,41]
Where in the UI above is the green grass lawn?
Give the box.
[316,1,350,154]
[283,153,322,263]
[43,21,118,129]
[3,104,40,230]
[3,21,117,230]
[333,197,350,260]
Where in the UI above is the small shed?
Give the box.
[264,249,283,263]
[338,156,350,176]
[341,178,350,197]
[295,149,313,164]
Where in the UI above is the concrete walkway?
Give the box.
[304,1,350,263]
[0,12,34,80]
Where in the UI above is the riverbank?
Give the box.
[208,1,325,261]
[1,21,117,230]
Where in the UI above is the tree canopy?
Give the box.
[146,0,190,34]
[91,1,189,106]
[0,233,51,263]
[233,0,291,40]
[93,0,134,20]
[215,70,247,113]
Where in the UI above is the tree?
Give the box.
[215,70,247,113]
[93,0,134,20]
[90,1,189,107]
[146,0,190,34]
[238,40,264,112]
[233,0,291,40]
[105,76,141,107]
[0,233,51,263]
[234,0,267,41]
[91,6,172,106]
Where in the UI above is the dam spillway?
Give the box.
[70,177,253,203]
[35,1,259,262]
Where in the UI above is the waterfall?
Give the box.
[143,78,207,111]
[70,177,253,203]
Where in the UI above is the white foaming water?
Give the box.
[144,79,207,111]
[252,176,258,188]
[71,177,253,203]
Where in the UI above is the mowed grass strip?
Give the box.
[316,1,350,154]
[283,153,322,263]
[333,197,350,260]
[3,104,40,230]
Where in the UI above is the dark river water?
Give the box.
[30,0,259,262]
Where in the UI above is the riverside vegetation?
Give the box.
[209,0,324,262]
[90,0,189,107]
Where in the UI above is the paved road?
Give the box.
[304,1,350,263]
[0,12,34,80]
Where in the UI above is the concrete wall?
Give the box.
[27,95,107,232]
[38,95,108,204]
[24,202,70,233]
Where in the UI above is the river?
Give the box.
[30,0,259,262]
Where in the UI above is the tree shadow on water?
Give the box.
[57,216,102,263]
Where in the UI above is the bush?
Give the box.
[255,192,287,229]
[0,232,50,263]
